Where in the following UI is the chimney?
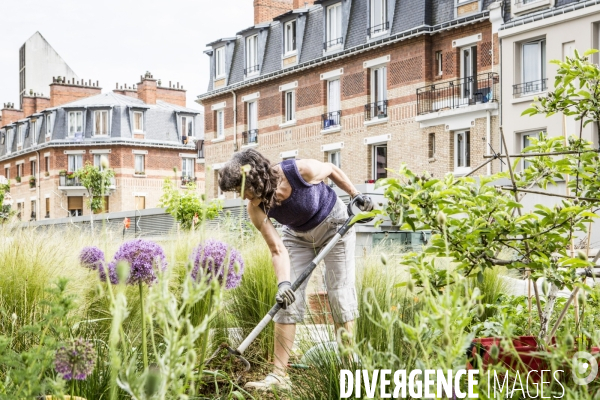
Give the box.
[137,72,157,105]
[254,0,293,24]
[113,82,140,99]
[1,103,24,127]
[49,76,102,107]
[21,94,51,118]
[156,80,187,107]
[293,0,315,9]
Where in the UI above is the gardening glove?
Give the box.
[353,193,374,212]
[275,281,296,310]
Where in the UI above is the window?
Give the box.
[135,154,145,174]
[428,133,436,158]
[216,110,225,139]
[284,20,297,55]
[455,131,471,169]
[30,200,36,220]
[245,34,259,75]
[133,111,144,132]
[4,167,9,179]
[368,66,387,119]
[460,46,477,100]
[17,164,22,178]
[31,120,37,145]
[522,133,533,170]
[325,79,341,128]
[45,197,50,218]
[181,116,194,138]
[521,39,546,95]
[373,145,387,180]
[182,158,194,178]
[17,125,25,145]
[16,202,22,220]
[326,4,343,49]
[6,129,13,154]
[215,46,226,78]
[248,101,258,131]
[68,111,83,137]
[436,51,443,76]
[68,154,83,173]
[46,114,52,137]
[328,150,341,186]
[30,160,36,176]
[68,196,83,217]
[45,156,49,174]
[93,154,109,171]
[285,90,295,122]
[370,0,387,36]
[94,110,109,136]
[135,196,146,210]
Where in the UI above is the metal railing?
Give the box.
[181,175,197,185]
[368,21,389,36]
[244,65,260,75]
[324,37,343,50]
[322,111,342,130]
[242,129,258,145]
[59,175,82,186]
[513,78,547,97]
[364,101,388,120]
[416,72,499,115]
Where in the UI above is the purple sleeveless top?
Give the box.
[266,160,337,232]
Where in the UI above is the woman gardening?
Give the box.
[218,148,373,391]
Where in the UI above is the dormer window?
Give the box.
[133,111,144,133]
[369,0,388,37]
[215,46,225,78]
[181,116,194,138]
[245,34,259,76]
[284,20,297,55]
[326,3,343,50]
[68,111,83,138]
[93,110,109,136]
[17,125,25,146]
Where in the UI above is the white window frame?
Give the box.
[370,0,388,37]
[428,132,436,159]
[372,144,388,180]
[215,46,226,78]
[135,154,145,174]
[368,65,387,120]
[31,120,37,145]
[182,158,194,178]
[4,166,10,180]
[454,130,471,172]
[67,111,83,138]
[436,50,443,75]
[284,20,297,55]
[284,90,296,123]
[67,154,83,173]
[93,110,110,136]
[247,101,258,131]
[245,34,259,76]
[326,3,343,49]
[521,39,546,96]
[181,115,194,138]
[17,125,25,146]
[133,111,144,133]
[6,128,13,154]
[216,110,225,139]
[93,154,109,171]
[328,150,341,186]
[45,113,53,137]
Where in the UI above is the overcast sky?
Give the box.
[0,0,254,112]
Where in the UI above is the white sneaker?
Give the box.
[244,372,292,391]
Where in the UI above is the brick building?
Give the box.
[0,73,204,221]
[197,0,504,200]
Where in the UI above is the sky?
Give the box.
[0,0,254,112]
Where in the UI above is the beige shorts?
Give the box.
[274,198,358,324]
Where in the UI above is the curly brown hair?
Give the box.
[218,149,280,210]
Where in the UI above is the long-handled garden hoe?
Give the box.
[205,197,374,377]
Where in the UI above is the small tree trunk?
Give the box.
[538,283,559,344]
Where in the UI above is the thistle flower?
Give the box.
[191,239,244,289]
[54,338,96,381]
[108,239,167,285]
[79,246,105,271]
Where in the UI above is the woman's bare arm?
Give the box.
[296,159,360,198]
[247,201,290,283]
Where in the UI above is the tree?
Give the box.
[158,179,222,230]
[75,160,115,229]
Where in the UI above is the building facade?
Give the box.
[198,0,504,200]
[0,73,204,221]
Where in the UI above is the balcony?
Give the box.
[242,129,258,146]
[322,111,342,131]
[364,101,388,120]
[244,65,260,76]
[368,21,389,37]
[181,175,197,186]
[513,78,547,98]
[416,72,499,116]
[59,175,82,187]
[59,174,116,194]
[324,37,343,50]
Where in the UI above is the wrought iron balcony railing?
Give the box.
[416,72,499,115]
[368,21,389,36]
[513,78,547,97]
[244,65,260,75]
[181,175,197,185]
[364,101,388,120]
[322,111,342,130]
[324,37,343,50]
[59,176,82,187]
[242,129,259,146]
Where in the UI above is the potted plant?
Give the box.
[135,170,145,176]
[66,171,75,179]
[15,176,21,183]
[45,171,50,177]
[59,170,67,176]
[29,176,35,188]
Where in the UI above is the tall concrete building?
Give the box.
[19,32,79,108]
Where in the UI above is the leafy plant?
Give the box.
[75,161,115,215]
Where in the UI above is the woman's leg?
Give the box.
[273,323,296,374]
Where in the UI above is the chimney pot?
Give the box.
[169,81,172,88]
[116,83,119,89]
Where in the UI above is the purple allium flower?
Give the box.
[108,239,167,286]
[79,246,105,271]
[191,239,244,289]
[54,338,96,381]
[98,263,118,285]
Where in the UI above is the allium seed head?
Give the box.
[54,338,96,381]
[79,246,105,271]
